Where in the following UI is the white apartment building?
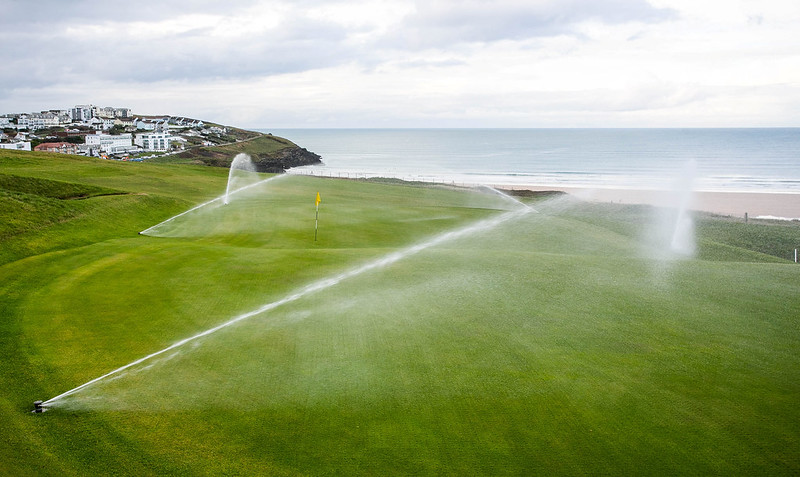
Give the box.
[96,107,116,118]
[88,117,115,130]
[0,142,32,151]
[70,105,94,123]
[85,133,137,154]
[28,113,60,130]
[92,106,132,119]
[134,132,173,151]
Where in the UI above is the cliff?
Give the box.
[177,133,321,172]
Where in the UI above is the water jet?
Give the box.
[224,153,258,205]
[669,159,697,256]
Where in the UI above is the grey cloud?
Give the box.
[0,4,354,89]
[0,0,260,29]
[0,0,676,96]
[387,0,676,48]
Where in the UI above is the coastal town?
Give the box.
[0,104,233,160]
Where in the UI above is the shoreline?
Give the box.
[498,185,800,220]
[287,169,800,220]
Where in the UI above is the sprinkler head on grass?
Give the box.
[32,400,46,413]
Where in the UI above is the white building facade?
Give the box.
[85,133,137,154]
[134,132,173,151]
[70,105,94,123]
[0,142,32,151]
[28,113,60,130]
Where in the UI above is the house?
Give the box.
[34,142,80,154]
[88,117,114,130]
[207,126,228,135]
[16,115,30,130]
[170,136,187,150]
[135,119,156,130]
[114,117,136,128]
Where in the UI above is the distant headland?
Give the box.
[0,104,321,172]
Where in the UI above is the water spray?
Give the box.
[224,154,258,205]
[481,186,536,211]
[668,160,697,256]
[140,174,285,235]
[40,200,534,409]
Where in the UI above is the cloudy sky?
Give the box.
[1,0,798,127]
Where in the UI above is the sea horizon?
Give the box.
[266,128,800,195]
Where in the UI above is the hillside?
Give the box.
[176,132,322,172]
[4,115,321,173]
[0,151,798,475]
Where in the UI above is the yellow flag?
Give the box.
[315,192,321,207]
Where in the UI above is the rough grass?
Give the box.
[1,151,799,475]
[0,173,122,199]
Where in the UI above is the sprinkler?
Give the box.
[32,400,46,413]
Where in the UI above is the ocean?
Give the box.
[266,129,800,193]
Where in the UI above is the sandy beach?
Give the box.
[501,186,800,220]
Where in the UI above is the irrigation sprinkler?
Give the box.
[32,400,45,413]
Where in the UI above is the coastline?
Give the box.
[499,185,800,220]
[289,168,800,220]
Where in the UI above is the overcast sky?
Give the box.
[1,0,798,127]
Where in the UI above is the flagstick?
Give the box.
[314,203,319,241]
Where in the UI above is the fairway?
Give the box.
[1,152,799,475]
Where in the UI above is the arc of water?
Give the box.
[43,204,533,407]
[481,185,536,211]
[669,159,697,256]
[224,154,257,205]
[140,174,285,235]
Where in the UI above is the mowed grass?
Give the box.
[1,151,799,475]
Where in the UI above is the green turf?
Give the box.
[1,150,799,475]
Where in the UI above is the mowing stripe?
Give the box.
[45,199,532,407]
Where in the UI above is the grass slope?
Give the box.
[1,150,799,475]
[175,134,303,168]
[0,150,230,264]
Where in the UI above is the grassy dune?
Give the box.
[1,151,799,475]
